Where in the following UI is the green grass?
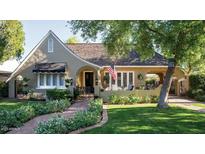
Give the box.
[85,104,205,134]
[0,99,26,110]
[192,103,205,109]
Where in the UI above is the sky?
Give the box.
[0,20,100,72]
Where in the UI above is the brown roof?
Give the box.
[66,43,168,66]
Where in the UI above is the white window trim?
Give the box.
[105,71,134,90]
[48,38,53,53]
[36,73,66,89]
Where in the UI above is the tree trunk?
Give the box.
[157,66,175,109]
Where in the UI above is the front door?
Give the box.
[84,72,94,93]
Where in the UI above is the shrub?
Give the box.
[109,94,157,104]
[14,106,36,123]
[109,95,120,104]
[0,81,8,98]
[73,88,80,99]
[0,99,70,134]
[46,99,70,113]
[35,99,103,134]
[46,89,71,100]
[0,110,18,133]
[150,95,159,103]
[189,75,205,91]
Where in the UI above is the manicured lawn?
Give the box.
[0,99,26,110]
[85,104,205,134]
[192,103,205,109]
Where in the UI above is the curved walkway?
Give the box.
[7,99,89,134]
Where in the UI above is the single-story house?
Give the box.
[6,30,189,100]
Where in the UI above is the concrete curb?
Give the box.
[69,105,108,134]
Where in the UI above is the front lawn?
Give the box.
[85,104,205,134]
[192,103,205,109]
[0,99,25,110]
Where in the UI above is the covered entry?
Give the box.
[76,66,98,94]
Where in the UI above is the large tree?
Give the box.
[66,36,79,44]
[69,20,205,108]
[0,20,25,62]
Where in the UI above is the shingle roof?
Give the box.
[66,43,168,66]
[33,62,66,73]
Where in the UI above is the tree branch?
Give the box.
[142,21,166,38]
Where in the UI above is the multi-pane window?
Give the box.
[48,38,53,52]
[129,72,133,85]
[53,74,57,86]
[38,73,65,89]
[117,72,121,87]
[59,74,65,86]
[46,74,51,86]
[104,71,134,89]
[123,73,127,88]
[40,74,44,86]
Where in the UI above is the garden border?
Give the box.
[69,105,108,134]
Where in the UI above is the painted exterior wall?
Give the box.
[99,85,162,102]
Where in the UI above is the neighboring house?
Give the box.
[0,70,12,81]
[7,30,189,100]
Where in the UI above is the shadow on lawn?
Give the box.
[85,106,205,134]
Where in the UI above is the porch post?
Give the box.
[9,78,15,98]
[94,69,101,97]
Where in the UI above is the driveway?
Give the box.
[7,99,89,134]
[168,95,199,104]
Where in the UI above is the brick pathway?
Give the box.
[7,99,89,134]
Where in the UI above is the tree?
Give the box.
[66,36,79,44]
[180,49,205,75]
[69,20,205,108]
[0,20,25,62]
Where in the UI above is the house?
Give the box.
[0,70,12,81]
[6,30,189,100]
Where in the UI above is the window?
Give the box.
[40,74,44,86]
[53,74,57,86]
[38,73,65,89]
[117,72,134,89]
[59,74,65,86]
[48,38,53,52]
[123,73,127,88]
[46,74,51,86]
[117,72,122,87]
[129,72,133,85]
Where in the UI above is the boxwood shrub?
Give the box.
[46,89,72,100]
[35,99,103,134]
[0,99,70,134]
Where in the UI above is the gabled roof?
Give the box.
[66,43,168,66]
[7,30,100,82]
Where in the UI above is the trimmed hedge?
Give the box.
[0,99,70,133]
[188,74,205,101]
[108,94,159,104]
[35,99,103,134]
[46,89,72,100]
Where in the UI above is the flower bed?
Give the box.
[0,99,70,133]
[35,99,103,134]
